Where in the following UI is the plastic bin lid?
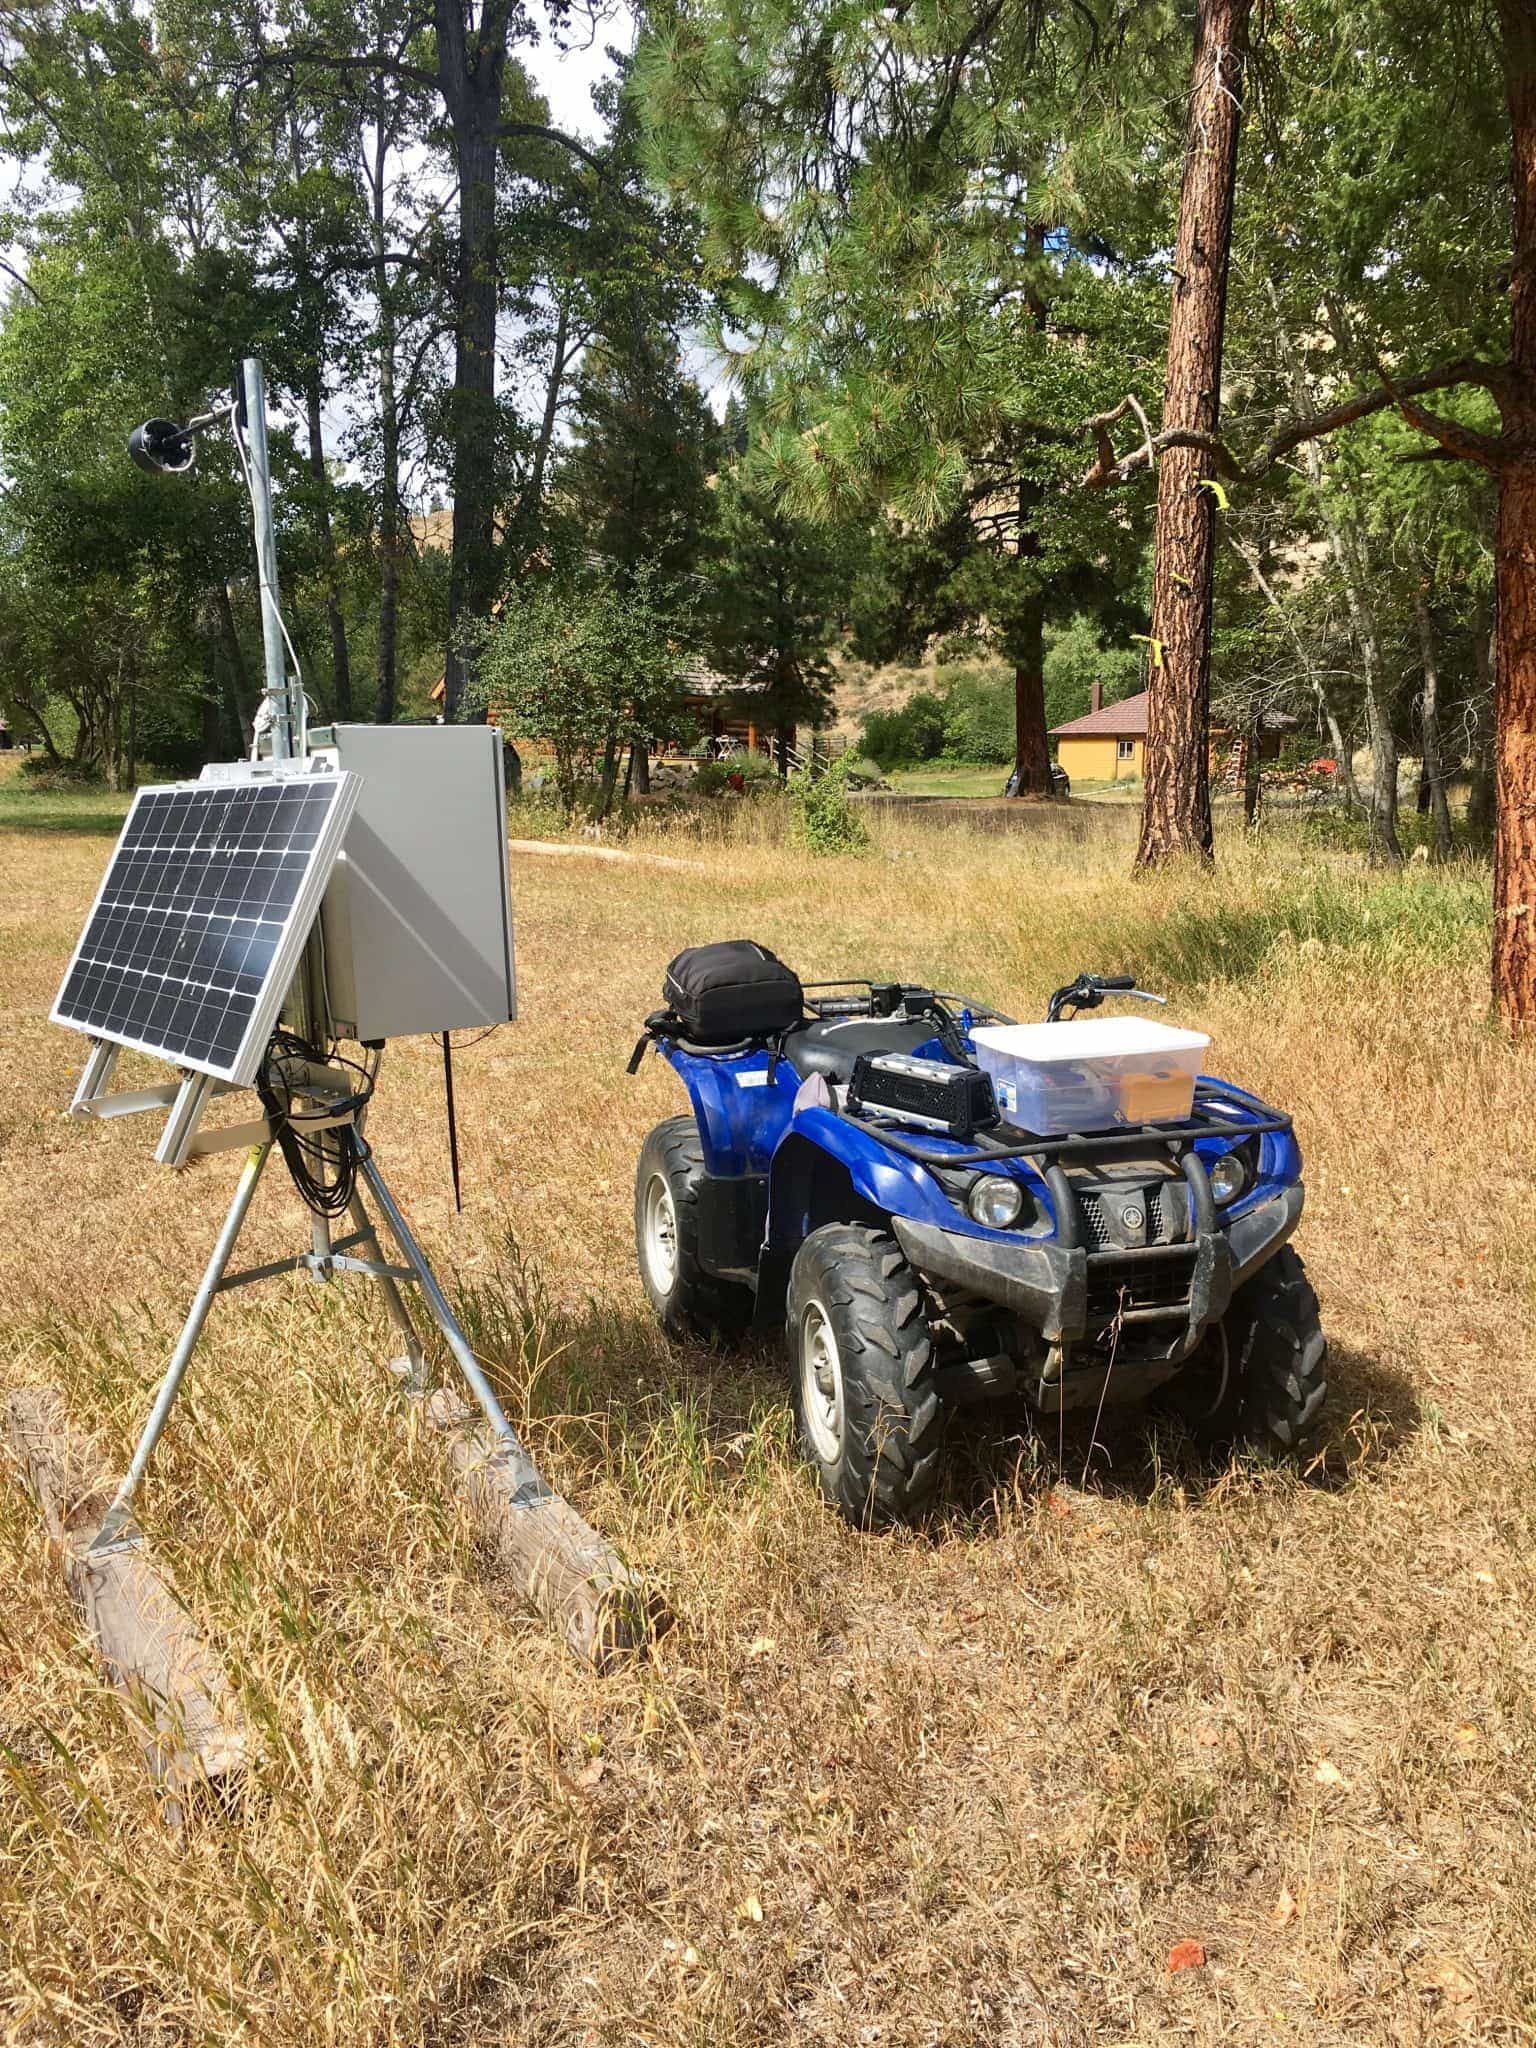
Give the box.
[970,1017,1210,1062]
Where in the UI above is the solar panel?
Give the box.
[51,770,359,1085]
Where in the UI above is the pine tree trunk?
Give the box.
[440,99,503,719]
[596,727,621,818]
[1413,588,1454,860]
[217,581,256,740]
[1008,474,1054,796]
[200,604,223,763]
[1137,0,1251,867]
[1345,552,1402,866]
[374,264,400,724]
[521,295,569,537]
[1494,0,1536,1029]
[1009,587,1053,796]
[1242,723,1262,827]
[305,373,352,719]
[1493,460,1536,1025]
[435,0,512,720]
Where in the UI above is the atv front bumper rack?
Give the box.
[849,1086,1299,1360]
[892,1183,1304,1356]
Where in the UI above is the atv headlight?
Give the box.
[1209,1150,1249,1205]
[968,1174,1025,1229]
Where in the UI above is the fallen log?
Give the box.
[3,1387,248,1799]
[394,1368,657,1669]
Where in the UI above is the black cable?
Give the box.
[447,1022,504,1050]
[256,1029,377,1217]
[441,1031,462,1212]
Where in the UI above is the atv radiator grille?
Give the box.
[1084,1252,1195,1330]
[1077,1181,1185,1251]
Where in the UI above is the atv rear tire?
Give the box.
[786,1224,943,1527]
[636,1117,754,1341]
[1173,1246,1328,1460]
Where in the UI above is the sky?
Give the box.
[528,2,630,142]
[521,1,732,419]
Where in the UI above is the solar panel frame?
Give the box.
[51,767,360,1087]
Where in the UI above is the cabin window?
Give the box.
[1117,738,1136,761]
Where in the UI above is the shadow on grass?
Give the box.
[933,1339,1424,1530]
[444,1233,1425,1536]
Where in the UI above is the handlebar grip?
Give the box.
[1095,975,1137,990]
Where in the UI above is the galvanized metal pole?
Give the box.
[240,358,301,761]
[354,1147,549,1500]
[89,1143,272,1551]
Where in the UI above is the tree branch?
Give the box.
[1080,358,1513,489]
[0,255,40,303]
[496,120,607,177]
[254,48,441,95]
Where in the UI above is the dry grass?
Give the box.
[3,778,1535,2047]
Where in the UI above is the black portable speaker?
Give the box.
[846,1052,998,1139]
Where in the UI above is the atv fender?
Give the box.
[658,1043,788,1176]
[767,1105,967,1245]
[1227,1180,1304,1286]
[753,1106,972,1317]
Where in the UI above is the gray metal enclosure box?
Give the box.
[317,725,516,1041]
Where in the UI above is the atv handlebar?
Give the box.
[1046,972,1168,1022]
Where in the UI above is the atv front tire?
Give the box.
[786,1224,943,1527]
[1173,1245,1328,1460]
[635,1117,754,1341]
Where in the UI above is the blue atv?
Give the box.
[629,941,1327,1526]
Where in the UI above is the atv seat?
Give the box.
[782,1015,941,1083]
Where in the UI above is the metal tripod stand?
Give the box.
[89,1070,549,1555]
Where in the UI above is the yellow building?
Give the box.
[1050,687,1148,785]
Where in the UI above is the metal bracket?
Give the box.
[70,1038,119,1113]
[155,1072,221,1169]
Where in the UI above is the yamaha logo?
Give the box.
[1122,1206,1145,1230]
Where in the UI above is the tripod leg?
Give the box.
[355,1146,653,1665]
[90,1142,272,1552]
[354,1150,545,1497]
[346,1191,427,1386]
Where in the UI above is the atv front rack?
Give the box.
[841,1084,1291,1170]
[838,1086,1292,1256]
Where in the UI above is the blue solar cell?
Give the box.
[52,771,356,1084]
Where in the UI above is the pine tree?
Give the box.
[705,463,848,769]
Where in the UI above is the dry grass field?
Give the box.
[2,774,1534,2047]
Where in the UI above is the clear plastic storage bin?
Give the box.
[969,1017,1211,1135]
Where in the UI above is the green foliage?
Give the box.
[705,452,857,740]
[859,691,947,768]
[1043,616,1146,729]
[939,670,1015,765]
[857,673,1014,767]
[557,338,722,587]
[787,753,870,855]
[466,562,694,815]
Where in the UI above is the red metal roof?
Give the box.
[1050,689,1149,737]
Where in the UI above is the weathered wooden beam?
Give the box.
[3,1387,247,1798]
[395,1369,658,1670]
